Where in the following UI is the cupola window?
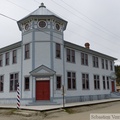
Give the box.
[25,23,30,31]
[38,20,47,28]
[56,23,60,31]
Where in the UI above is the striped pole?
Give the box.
[17,83,20,109]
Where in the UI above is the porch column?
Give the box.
[50,76,54,102]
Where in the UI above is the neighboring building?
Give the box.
[0,3,117,105]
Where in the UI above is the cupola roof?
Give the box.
[17,3,67,30]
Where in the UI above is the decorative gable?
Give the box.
[29,65,56,77]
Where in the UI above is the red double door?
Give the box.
[36,80,50,100]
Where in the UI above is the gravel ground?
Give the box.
[0,101,120,120]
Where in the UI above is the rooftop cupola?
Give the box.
[17,3,67,31]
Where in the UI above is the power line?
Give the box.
[0,13,17,21]
[6,0,31,12]
[60,0,120,39]
[50,0,120,46]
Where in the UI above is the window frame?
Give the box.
[56,76,62,90]
[94,75,100,90]
[0,75,4,92]
[101,59,104,69]
[10,73,19,92]
[12,50,17,64]
[103,76,106,90]
[105,60,108,70]
[82,73,89,90]
[93,56,99,68]
[67,71,76,90]
[5,52,10,65]
[24,76,30,91]
[0,54,3,67]
[81,53,88,66]
[110,61,113,71]
[25,43,30,59]
[106,76,110,89]
[56,43,61,59]
[66,48,75,63]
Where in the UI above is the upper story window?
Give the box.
[12,50,17,64]
[110,61,113,71]
[25,43,30,59]
[56,43,61,58]
[0,75,4,92]
[0,54,3,67]
[5,52,9,65]
[67,72,76,89]
[82,73,89,90]
[94,75,100,90]
[103,76,106,89]
[10,73,18,91]
[105,60,108,70]
[66,48,75,63]
[81,53,88,66]
[93,56,99,68]
[101,59,104,69]
[56,76,62,90]
[24,77,30,90]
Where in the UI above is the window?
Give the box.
[0,75,4,92]
[12,50,17,64]
[25,77,30,90]
[25,44,30,59]
[66,48,75,63]
[94,75,100,89]
[81,53,88,66]
[110,61,113,71]
[67,72,76,89]
[38,20,47,28]
[56,76,61,89]
[10,73,18,91]
[5,52,9,65]
[56,23,60,31]
[107,76,109,89]
[105,60,108,70]
[101,59,104,69]
[56,43,61,58]
[93,56,99,68]
[103,76,106,89]
[0,54,3,67]
[82,73,89,89]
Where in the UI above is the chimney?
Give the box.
[85,42,90,49]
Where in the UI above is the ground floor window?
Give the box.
[10,73,18,91]
[94,75,100,90]
[0,75,4,92]
[107,76,109,89]
[67,72,76,89]
[82,73,89,89]
[103,76,106,89]
[24,77,30,90]
[56,76,61,90]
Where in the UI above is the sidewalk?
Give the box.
[0,98,120,111]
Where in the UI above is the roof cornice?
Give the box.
[64,41,117,60]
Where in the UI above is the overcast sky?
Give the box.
[0,0,120,65]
